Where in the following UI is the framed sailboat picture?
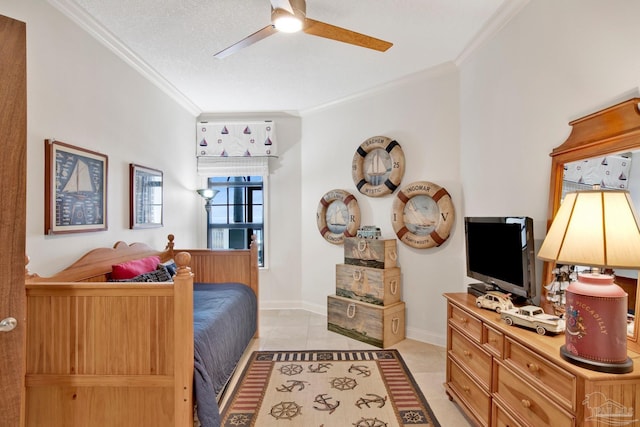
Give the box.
[44,139,108,234]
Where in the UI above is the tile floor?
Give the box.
[235,309,472,426]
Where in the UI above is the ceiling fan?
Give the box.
[213,0,393,58]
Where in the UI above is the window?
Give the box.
[207,176,264,266]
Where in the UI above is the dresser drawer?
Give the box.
[448,357,491,426]
[449,326,492,390]
[492,402,523,427]
[448,303,482,344]
[483,324,504,358]
[494,361,574,427]
[504,338,576,411]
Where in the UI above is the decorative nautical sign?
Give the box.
[352,136,405,197]
[196,121,277,157]
[317,189,361,245]
[391,181,454,249]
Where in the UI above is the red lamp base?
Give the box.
[560,345,633,374]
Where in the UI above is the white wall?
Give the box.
[3,0,200,276]
[459,0,640,293]
[301,64,465,345]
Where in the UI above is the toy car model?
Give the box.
[500,305,565,335]
[475,291,514,313]
[357,226,381,239]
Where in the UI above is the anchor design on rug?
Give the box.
[308,362,333,373]
[355,394,387,409]
[313,394,340,414]
[276,380,309,392]
[348,364,372,377]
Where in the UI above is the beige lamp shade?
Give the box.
[538,189,640,268]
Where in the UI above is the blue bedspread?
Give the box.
[193,283,257,427]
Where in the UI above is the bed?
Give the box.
[24,234,258,427]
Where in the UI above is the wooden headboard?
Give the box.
[25,234,176,283]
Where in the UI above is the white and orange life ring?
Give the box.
[391,181,455,249]
[316,189,361,245]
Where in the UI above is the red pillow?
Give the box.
[111,255,160,280]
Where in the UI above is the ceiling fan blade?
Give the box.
[303,18,392,52]
[213,24,278,59]
[270,0,294,14]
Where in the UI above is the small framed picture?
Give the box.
[130,163,163,229]
[45,139,108,234]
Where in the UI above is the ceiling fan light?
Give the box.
[272,9,303,33]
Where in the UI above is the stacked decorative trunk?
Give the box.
[328,238,405,347]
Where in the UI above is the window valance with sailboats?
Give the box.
[196,121,277,158]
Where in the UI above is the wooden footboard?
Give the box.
[24,235,259,427]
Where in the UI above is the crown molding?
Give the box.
[455,0,530,66]
[300,62,458,116]
[47,0,202,116]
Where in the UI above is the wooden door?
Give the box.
[0,14,27,427]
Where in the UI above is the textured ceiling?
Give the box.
[52,0,527,114]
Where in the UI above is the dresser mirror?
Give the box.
[543,97,640,353]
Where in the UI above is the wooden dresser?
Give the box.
[444,293,640,427]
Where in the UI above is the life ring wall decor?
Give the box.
[352,136,405,197]
[391,181,455,249]
[317,189,361,244]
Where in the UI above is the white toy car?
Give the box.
[500,305,565,335]
[475,291,514,314]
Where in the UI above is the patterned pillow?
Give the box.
[109,265,173,282]
[160,259,177,276]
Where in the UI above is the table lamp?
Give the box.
[538,188,640,373]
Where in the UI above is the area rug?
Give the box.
[220,350,440,427]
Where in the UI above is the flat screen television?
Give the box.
[464,216,536,300]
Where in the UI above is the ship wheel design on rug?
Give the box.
[226,413,250,426]
[330,376,358,391]
[278,363,303,376]
[402,410,427,424]
[269,401,302,420]
[353,417,388,427]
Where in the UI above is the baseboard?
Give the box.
[259,303,445,348]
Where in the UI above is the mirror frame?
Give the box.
[543,97,640,354]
